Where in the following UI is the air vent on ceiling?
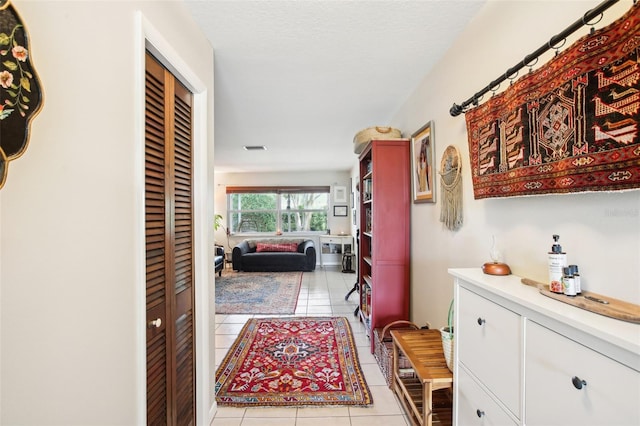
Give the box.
[243,145,267,151]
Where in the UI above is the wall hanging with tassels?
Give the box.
[439,145,462,231]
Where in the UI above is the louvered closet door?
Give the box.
[172,69,195,426]
[145,52,195,426]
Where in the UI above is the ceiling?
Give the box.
[184,0,486,173]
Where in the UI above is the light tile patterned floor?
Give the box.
[211,266,410,426]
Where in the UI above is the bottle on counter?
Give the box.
[548,234,567,294]
[563,266,577,296]
[570,264,581,294]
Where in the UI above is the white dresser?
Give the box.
[449,268,640,426]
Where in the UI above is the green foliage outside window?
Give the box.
[228,191,328,234]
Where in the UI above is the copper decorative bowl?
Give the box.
[482,262,511,276]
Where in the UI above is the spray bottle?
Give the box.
[548,235,567,293]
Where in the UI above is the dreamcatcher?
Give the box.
[439,145,463,231]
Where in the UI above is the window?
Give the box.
[226,186,330,235]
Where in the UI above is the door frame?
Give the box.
[135,12,213,425]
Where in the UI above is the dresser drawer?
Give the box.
[456,365,518,426]
[525,321,640,426]
[321,237,342,244]
[458,287,522,417]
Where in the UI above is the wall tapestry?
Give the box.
[465,3,640,199]
[0,0,43,189]
[439,145,462,231]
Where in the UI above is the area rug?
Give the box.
[215,317,373,407]
[465,2,640,199]
[215,271,302,314]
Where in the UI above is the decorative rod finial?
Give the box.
[450,103,463,117]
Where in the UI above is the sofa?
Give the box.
[214,245,225,276]
[232,238,316,272]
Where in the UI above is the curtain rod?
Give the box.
[449,0,623,117]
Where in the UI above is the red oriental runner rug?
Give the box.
[465,3,640,199]
[215,317,372,407]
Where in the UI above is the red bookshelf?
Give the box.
[358,139,411,352]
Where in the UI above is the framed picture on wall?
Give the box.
[334,186,347,203]
[334,205,348,216]
[411,121,436,203]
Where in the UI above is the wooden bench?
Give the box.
[391,329,453,426]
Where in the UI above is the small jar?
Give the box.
[569,264,581,294]
[562,267,576,297]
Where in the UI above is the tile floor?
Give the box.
[211,266,411,426]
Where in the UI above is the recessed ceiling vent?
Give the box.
[243,145,267,151]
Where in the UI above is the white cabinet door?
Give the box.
[458,287,522,418]
[457,366,518,426]
[525,321,640,426]
[319,235,352,266]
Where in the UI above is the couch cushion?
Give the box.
[245,238,304,249]
[256,242,299,253]
[240,252,309,272]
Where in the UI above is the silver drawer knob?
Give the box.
[477,317,486,326]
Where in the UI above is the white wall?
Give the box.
[385,0,640,329]
[214,170,353,252]
[0,1,215,424]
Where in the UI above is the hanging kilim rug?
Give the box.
[215,317,373,407]
[465,3,640,199]
[215,271,302,315]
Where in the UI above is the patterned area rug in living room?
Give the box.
[215,317,372,407]
[215,270,302,314]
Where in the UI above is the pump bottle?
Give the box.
[548,235,567,293]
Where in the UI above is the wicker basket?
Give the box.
[373,320,419,387]
[353,126,402,154]
[440,300,454,372]
[440,326,454,372]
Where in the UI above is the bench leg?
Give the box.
[424,381,433,426]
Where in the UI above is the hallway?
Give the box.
[212,266,410,425]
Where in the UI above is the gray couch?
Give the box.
[232,239,316,272]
